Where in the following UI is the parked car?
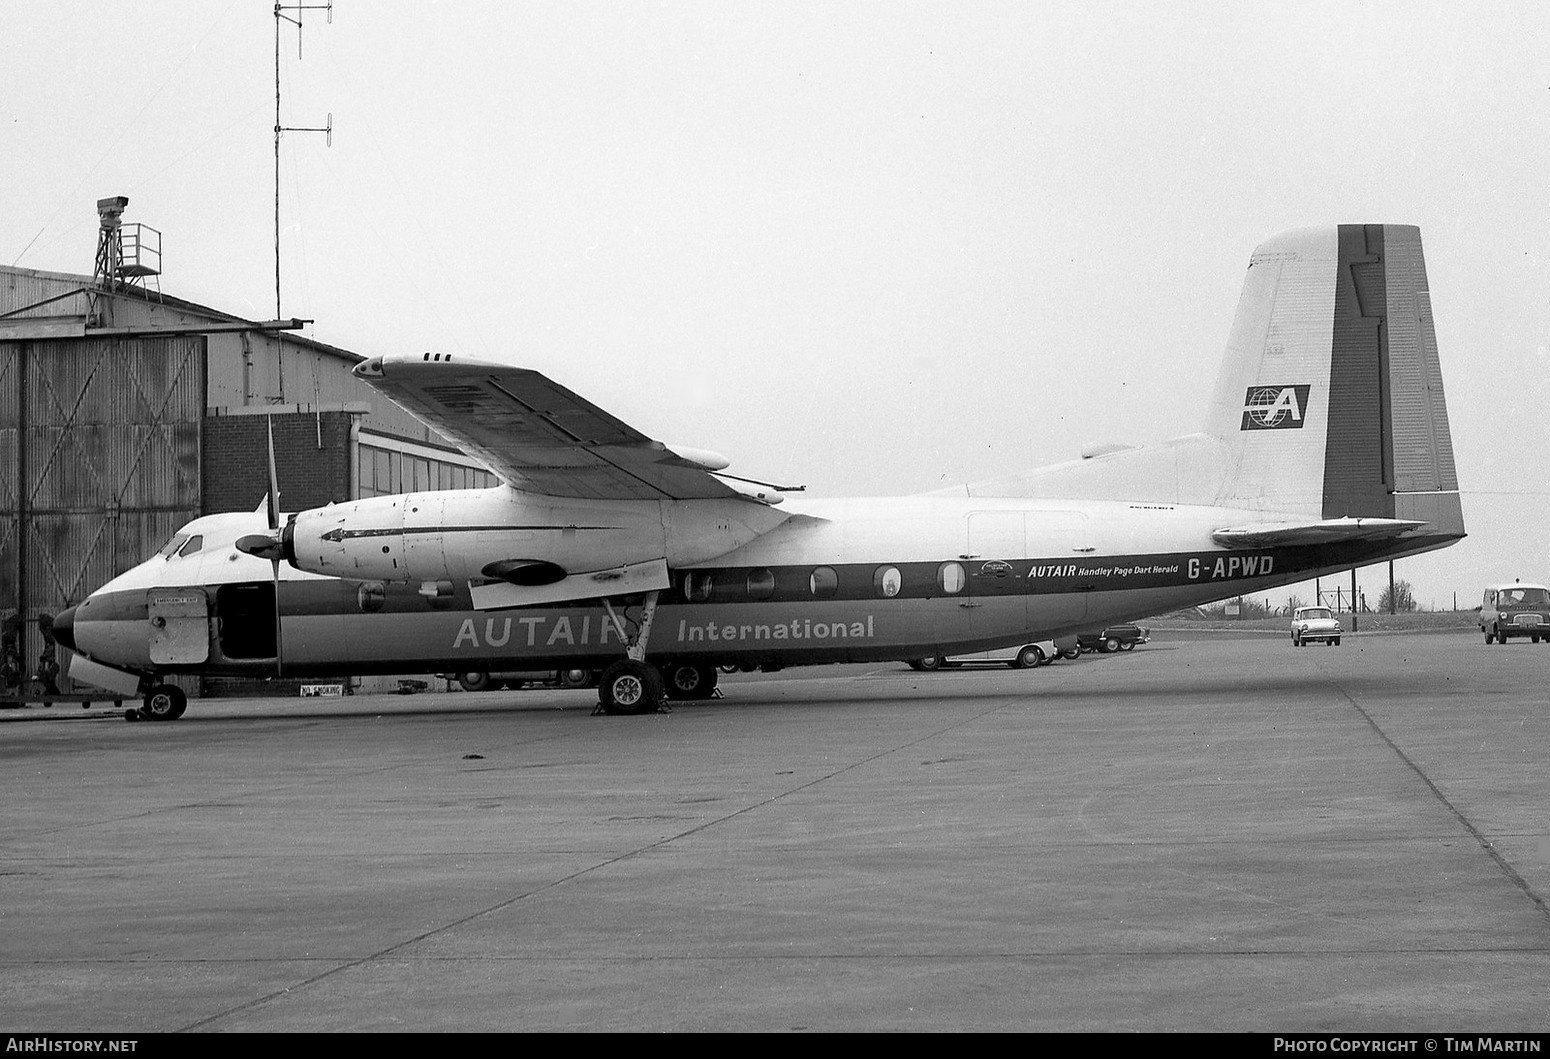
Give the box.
[909,638,1075,670]
[450,668,597,692]
[1077,624,1151,653]
[1479,582,1550,644]
[1290,607,1342,647]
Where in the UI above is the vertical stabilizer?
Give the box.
[1205,224,1461,535]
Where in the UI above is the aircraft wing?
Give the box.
[353,354,745,501]
[1210,516,1428,549]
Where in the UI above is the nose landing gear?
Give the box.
[126,682,187,722]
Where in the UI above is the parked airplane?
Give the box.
[53,224,1464,719]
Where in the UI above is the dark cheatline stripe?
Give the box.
[1323,223,1394,519]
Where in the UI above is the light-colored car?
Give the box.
[1291,606,1342,647]
[1479,582,1550,644]
[909,638,1074,670]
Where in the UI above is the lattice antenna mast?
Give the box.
[274,2,334,320]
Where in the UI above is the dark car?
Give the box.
[1077,624,1150,653]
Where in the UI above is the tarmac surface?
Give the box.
[2,629,1547,1033]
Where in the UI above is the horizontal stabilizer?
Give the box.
[468,558,671,611]
[1211,516,1427,549]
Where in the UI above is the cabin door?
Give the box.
[965,512,1029,640]
[980,509,1092,636]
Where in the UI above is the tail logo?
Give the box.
[1241,385,1311,430]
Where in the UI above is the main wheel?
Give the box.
[457,671,493,692]
[1014,645,1043,669]
[663,662,718,700]
[142,684,187,721]
[558,668,593,689]
[597,660,663,715]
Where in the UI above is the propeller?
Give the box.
[268,418,284,676]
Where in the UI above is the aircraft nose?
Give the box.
[51,606,76,652]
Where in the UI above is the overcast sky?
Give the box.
[5,1,1547,611]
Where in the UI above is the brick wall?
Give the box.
[202,411,355,516]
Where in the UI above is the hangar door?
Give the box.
[0,335,205,678]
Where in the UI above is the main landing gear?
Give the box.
[592,591,721,715]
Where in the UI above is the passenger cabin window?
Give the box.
[938,562,966,594]
[683,572,713,602]
[809,567,837,598]
[747,569,775,600]
[874,566,902,598]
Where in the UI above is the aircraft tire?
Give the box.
[598,660,663,715]
[457,671,493,693]
[663,662,718,700]
[558,668,594,689]
[142,684,187,722]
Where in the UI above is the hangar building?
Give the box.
[0,198,494,694]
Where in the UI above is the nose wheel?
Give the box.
[131,683,187,722]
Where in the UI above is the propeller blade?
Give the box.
[272,557,283,679]
[265,417,281,531]
[266,416,283,678]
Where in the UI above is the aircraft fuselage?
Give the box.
[58,494,1459,680]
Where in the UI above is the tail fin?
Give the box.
[945,224,1464,546]
[1206,224,1462,535]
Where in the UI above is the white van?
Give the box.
[1479,582,1550,644]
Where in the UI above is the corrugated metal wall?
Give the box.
[0,335,204,682]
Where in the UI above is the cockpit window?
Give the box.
[158,533,189,559]
[176,534,204,558]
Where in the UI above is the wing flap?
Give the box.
[1211,516,1428,549]
[354,354,743,501]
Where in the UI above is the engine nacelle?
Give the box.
[284,485,791,586]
